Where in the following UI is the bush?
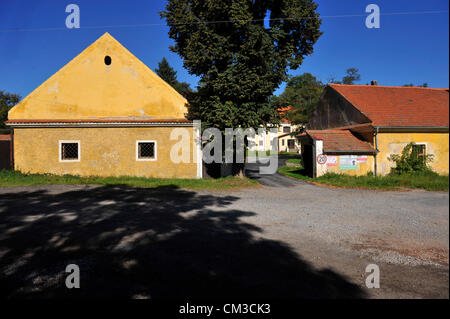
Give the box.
[388,142,434,174]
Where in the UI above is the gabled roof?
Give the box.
[329,84,449,128]
[8,33,188,121]
[306,129,376,153]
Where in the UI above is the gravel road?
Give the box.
[0,177,448,298]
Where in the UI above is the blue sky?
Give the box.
[0,0,448,99]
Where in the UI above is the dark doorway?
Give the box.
[0,135,12,170]
[302,144,314,177]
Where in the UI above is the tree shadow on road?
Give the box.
[0,185,366,298]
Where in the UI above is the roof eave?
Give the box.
[324,150,377,154]
[374,126,449,132]
[5,119,194,128]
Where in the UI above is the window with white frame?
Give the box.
[136,141,157,161]
[59,141,80,162]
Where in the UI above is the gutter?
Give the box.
[5,121,194,128]
[374,126,379,176]
[376,126,449,133]
[324,150,376,154]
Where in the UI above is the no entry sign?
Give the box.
[317,154,327,165]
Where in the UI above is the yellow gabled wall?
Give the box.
[8,33,188,120]
[377,132,449,175]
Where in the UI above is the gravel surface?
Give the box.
[222,184,449,265]
[0,175,448,298]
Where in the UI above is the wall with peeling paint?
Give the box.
[14,127,198,178]
[377,132,449,175]
[322,155,375,176]
[8,33,188,120]
[8,33,201,178]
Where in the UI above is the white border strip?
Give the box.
[194,120,203,179]
[59,140,80,162]
[7,121,194,128]
[136,140,157,162]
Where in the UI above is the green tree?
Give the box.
[173,81,193,97]
[272,73,324,124]
[155,57,193,97]
[403,83,428,88]
[342,67,361,85]
[161,0,322,132]
[327,76,341,84]
[155,57,177,86]
[0,90,20,129]
[388,142,434,174]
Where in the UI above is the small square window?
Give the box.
[136,141,157,161]
[59,141,80,162]
[283,126,291,133]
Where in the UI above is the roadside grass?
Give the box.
[285,158,302,165]
[246,150,300,157]
[0,170,258,190]
[278,151,300,156]
[278,165,449,191]
[246,150,272,157]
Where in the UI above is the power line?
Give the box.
[0,10,448,33]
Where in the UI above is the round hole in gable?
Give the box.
[104,56,112,65]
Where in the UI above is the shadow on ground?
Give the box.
[0,185,366,298]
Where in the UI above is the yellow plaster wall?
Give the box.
[8,33,187,120]
[323,155,375,176]
[279,135,300,153]
[377,132,449,175]
[13,127,198,178]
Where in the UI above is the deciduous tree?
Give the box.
[342,67,361,85]
[161,0,322,131]
[0,90,20,129]
[272,73,324,125]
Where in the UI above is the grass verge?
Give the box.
[278,165,449,191]
[285,158,302,165]
[278,151,300,156]
[0,170,258,190]
[246,150,300,157]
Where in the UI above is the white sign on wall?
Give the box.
[326,156,338,166]
[340,155,358,170]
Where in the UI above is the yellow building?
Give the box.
[247,107,302,153]
[301,84,449,177]
[7,33,202,179]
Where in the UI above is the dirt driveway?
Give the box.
[0,180,448,298]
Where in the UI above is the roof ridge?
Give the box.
[328,83,449,90]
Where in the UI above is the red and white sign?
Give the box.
[317,154,327,165]
[357,156,368,163]
[326,155,338,166]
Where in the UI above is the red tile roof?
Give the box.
[329,84,449,127]
[277,106,292,114]
[277,106,292,124]
[306,129,376,153]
